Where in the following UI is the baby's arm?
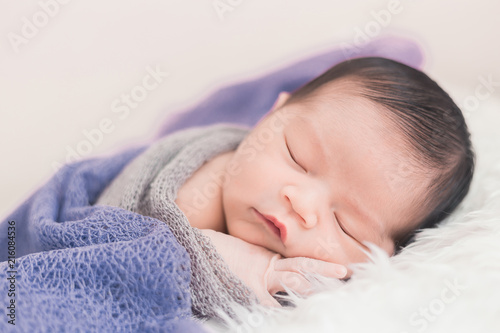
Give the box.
[200,229,348,306]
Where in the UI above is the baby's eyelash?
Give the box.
[335,214,356,240]
[288,146,298,164]
[285,137,303,168]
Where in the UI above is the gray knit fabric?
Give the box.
[96,124,257,318]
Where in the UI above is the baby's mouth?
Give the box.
[253,208,287,243]
[265,219,281,239]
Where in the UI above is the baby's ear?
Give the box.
[271,91,291,111]
[256,92,291,126]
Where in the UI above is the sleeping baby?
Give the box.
[97,57,474,312]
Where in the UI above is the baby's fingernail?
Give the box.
[336,266,347,277]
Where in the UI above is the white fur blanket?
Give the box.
[206,98,500,333]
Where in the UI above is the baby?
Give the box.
[96,57,474,309]
[173,57,474,305]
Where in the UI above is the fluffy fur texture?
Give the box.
[205,99,500,333]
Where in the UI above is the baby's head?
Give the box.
[221,57,474,267]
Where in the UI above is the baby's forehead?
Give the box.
[284,89,394,137]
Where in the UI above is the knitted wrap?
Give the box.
[97,124,257,318]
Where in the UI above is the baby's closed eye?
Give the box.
[284,135,306,172]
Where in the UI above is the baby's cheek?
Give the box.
[310,236,343,261]
[311,239,371,268]
[239,156,281,186]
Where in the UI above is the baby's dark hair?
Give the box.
[284,57,475,252]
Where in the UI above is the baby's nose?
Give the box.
[281,184,327,229]
[301,212,318,229]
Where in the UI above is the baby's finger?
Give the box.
[267,270,314,296]
[255,291,282,308]
[274,257,347,279]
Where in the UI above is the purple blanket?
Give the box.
[0,36,422,332]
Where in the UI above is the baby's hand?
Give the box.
[200,229,348,307]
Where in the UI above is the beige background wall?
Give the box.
[1,0,499,218]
